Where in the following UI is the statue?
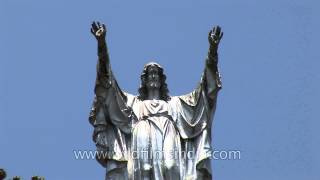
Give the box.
[89,21,223,180]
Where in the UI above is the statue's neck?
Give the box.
[147,89,160,100]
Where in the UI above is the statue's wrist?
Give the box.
[209,45,218,53]
[208,47,218,58]
[97,37,106,45]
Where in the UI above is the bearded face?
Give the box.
[138,62,170,101]
[145,65,161,90]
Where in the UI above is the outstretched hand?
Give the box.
[208,26,223,51]
[91,21,106,41]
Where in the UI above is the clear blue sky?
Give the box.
[0,0,319,179]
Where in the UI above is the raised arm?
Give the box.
[172,26,223,139]
[90,21,111,95]
[89,22,135,141]
[204,26,223,100]
[178,26,223,104]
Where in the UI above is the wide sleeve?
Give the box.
[171,50,222,179]
[89,38,136,139]
[89,38,137,166]
[172,49,222,139]
[89,69,136,135]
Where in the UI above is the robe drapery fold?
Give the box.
[89,53,221,180]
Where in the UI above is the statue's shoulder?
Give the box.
[121,92,139,105]
[167,96,181,107]
[169,96,179,101]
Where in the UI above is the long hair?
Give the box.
[138,62,170,101]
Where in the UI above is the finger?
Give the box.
[208,30,212,38]
[212,27,216,36]
[90,28,95,35]
[92,21,97,29]
[216,26,221,36]
[102,24,106,32]
[219,31,224,40]
[92,21,98,31]
[97,22,101,28]
[95,21,100,29]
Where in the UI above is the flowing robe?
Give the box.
[89,40,222,180]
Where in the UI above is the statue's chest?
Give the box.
[138,100,169,117]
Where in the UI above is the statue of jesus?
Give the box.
[89,21,223,180]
